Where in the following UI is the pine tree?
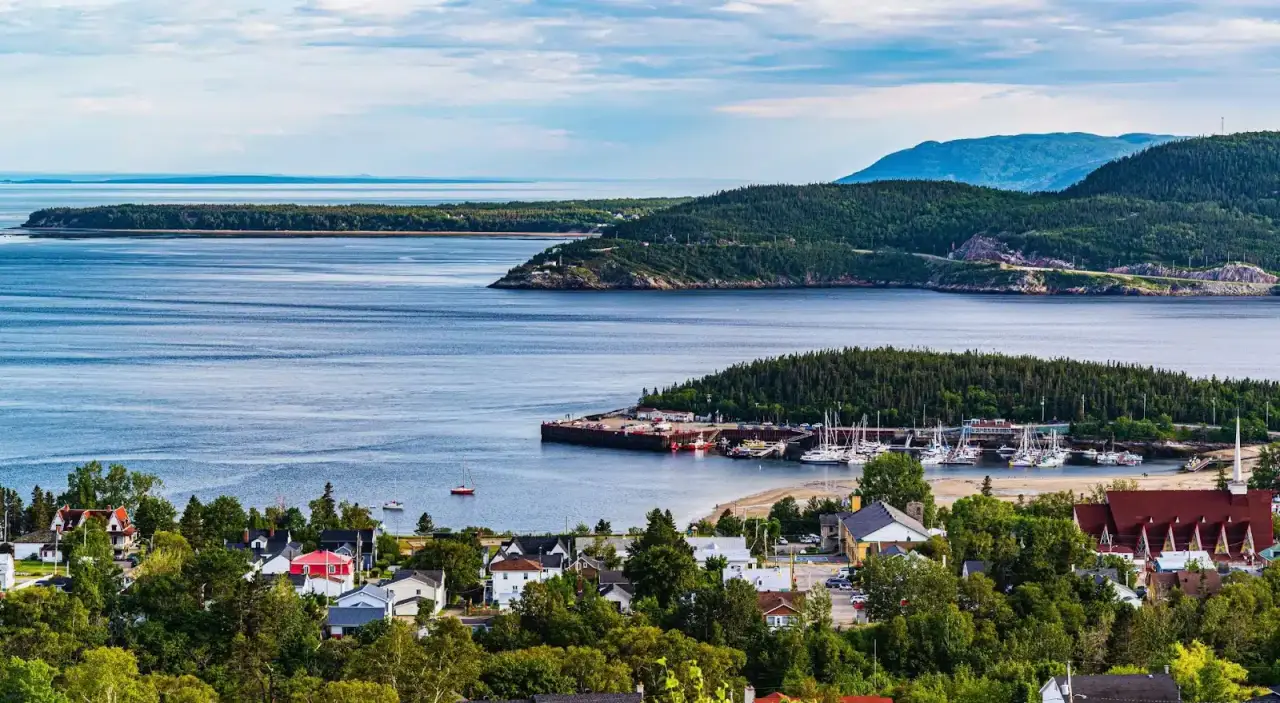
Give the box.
[179,495,206,549]
[309,482,339,532]
[981,476,994,497]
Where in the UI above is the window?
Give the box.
[523,573,529,580]
[503,573,508,580]
[328,565,335,574]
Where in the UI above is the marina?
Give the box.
[541,411,1171,468]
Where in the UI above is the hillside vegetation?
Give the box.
[21,199,688,233]
[838,132,1177,191]
[640,347,1278,439]
[497,132,1280,289]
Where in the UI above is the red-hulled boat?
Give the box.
[450,466,477,496]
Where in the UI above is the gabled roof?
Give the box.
[326,607,387,629]
[336,583,389,603]
[503,536,569,556]
[490,557,544,572]
[598,582,634,599]
[293,550,352,566]
[598,570,630,586]
[1077,489,1276,559]
[389,569,444,588]
[10,529,55,544]
[819,512,852,528]
[758,591,801,616]
[840,502,928,541]
[1046,674,1179,702]
[1151,569,1223,598]
[961,560,988,576]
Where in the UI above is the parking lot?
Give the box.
[767,559,866,628]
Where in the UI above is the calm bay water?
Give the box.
[3,183,1280,531]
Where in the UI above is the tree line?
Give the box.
[22,199,687,233]
[640,347,1280,438]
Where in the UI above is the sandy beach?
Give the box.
[704,446,1259,521]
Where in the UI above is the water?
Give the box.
[3,183,1280,531]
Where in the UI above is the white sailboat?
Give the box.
[801,412,845,465]
[1008,425,1041,467]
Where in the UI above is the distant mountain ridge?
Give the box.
[837,132,1180,192]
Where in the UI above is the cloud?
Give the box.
[2,0,1280,178]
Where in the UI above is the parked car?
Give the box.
[803,533,821,544]
[837,566,856,578]
[825,577,853,590]
[776,537,789,546]
[849,592,868,605]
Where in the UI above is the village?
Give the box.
[2,420,1279,702]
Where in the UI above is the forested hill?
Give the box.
[640,347,1278,438]
[837,132,1177,192]
[1065,131,1280,207]
[20,200,688,233]
[495,132,1280,291]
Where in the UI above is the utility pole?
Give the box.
[1041,396,1045,423]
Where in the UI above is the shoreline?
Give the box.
[703,466,1239,522]
[13,228,596,239]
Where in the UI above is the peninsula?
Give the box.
[494,132,1280,294]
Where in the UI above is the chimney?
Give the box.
[268,526,275,538]
[743,685,755,703]
[850,495,862,512]
[636,683,645,698]
[242,529,250,544]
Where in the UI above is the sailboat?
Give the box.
[451,465,477,496]
[801,412,845,465]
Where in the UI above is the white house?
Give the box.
[8,530,58,563]
[52,506,136,557]
[489,555,563,609]
[326,607,387,638]
[687,536,754,572]
[635,408,695,423]
[726,566,792,592]
[335,583,392,612]
[0,553,13,592]
[1154,550,1213,572]
[382,569,447,618]
[490,536,569,567]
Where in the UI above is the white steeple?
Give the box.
[1230,416,1248,495]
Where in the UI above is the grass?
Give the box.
[14,561,58,577]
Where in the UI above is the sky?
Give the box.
[3,0,1280,181]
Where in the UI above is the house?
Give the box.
[326,607,387,638]
[1075,425,1275,568]
[290,551,355,597]
[759,591,803,629]
[382,569,447,618]
[597,570,634,612]
[1154,550,1214,572]
[688,536,753,567]
[1039,674,1180,703]
[839,501,931,564]
[756,694,893,703]
[489,555,564,609]
[492,536,571,567]
[728,566,792,592]
[1076,569,1143,608]
[230,529,302,575]
[0,553,13,592]
[1248,686,1280,702]
[8,530,59,563]
[40,575,73,592]
[335,583,392,612]
[571,553,607,580]
[819,513,852,552]
[52,506,137,556]
[319,529,378,571]
[961,561,989,579]
[1150,569,1223,599]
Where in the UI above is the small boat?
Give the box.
[451,466,477,496]
[382,500,405,511]
[996,445,1016,458]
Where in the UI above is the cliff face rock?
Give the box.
[949,234,1073,269]
[1108,262,1278,284]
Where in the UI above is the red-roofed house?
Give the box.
[290,551,355,597]
[489,554,564,609]
[1075,489,1274,567]
[759,591,803,630]
[51,506,137,557]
